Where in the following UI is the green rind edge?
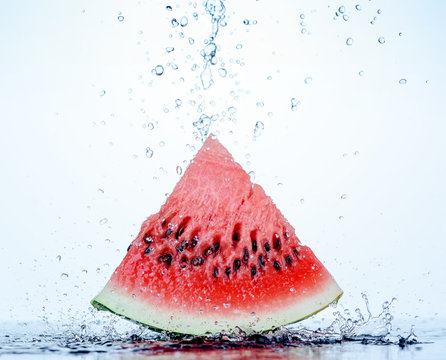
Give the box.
[90,290,343,336]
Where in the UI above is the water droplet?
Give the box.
[251,312,256,317]
[171,18,179,27]
[180,16,188,27]
[256,101,264,107]
[359,70,364,76]
[188,37,195,45]
[343,14,349,21]
[341,194,348,199]
[117,15,124,22]
[377,9,382,14]
[354,150,360,156]
[82,269,88,275]
[248,171,256,181]
[399,78,407,85]
[175,99,182,106]
[223,303,231,308]
[176,166,182,175]
[166,47,174,53]
[399,32,403,37]
[166,5,172,11]
[148,122,154,130]
[145,147,154,158]
[236,43,243,49]
[105,238,111,244]
[300,14,305,19]
[346,37,354,46]
[291,98,300,111]
[60,273,69,280]
[338,6,345,13]
[153,65,164,76]
[253,121,264,140]
[290,287,295,292]
[56,255,61,262]
[355,4,361,10]
[378,36,386,44]
[100,90,106,96]
[300,198,305,204]
[99,218,108,225]
[304,77,312,84]
[218,68,227,77]
[301,28,307,34]
[243,19,250,25]
[228,106,237,114]
[159,141,165,147]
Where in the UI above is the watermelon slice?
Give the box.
[91,135,342,335]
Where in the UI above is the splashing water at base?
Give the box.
[1,295,432,358]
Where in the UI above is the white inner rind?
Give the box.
[91,279,343,335]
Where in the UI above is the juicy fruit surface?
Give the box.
[92,135,342,334]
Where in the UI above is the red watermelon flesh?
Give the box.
[91,135,342,335]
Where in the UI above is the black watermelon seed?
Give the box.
[293,247,299,257]
[233,259,241,271]
[285,255,292,265]
[225,267,231,276]
[258,255,265,268]
[191,257,204,266]
[203,247,214,257]
[144,246,151,254]
[284,231,290,239]
[252,239,258,252]
[127,244,132,252]
[251,266,257,276]
[232,233,239,242]
[143,234,152,244]
[214,242,220,253]
[175,227,184,239]
[180,256,188,268]
[264,242,270,252]
[243,248,249,262]
[273,234,281,249]
[273,261,280,270]
[176,240,188,252]
[213,267,219,277]
[162,218,167,226]
[158,254,173,266]
[190,236,198,248]
[163,228,173,238]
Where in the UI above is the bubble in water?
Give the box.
[166,5,172,11]
[145,147,154,158]
[359,70,364,76]
[399,78,407,85]
[343,14,349,21]
[300,198,305,204]
[56,255,61,262]
[99,218,108,225]
[171,18,179,27]
[218,68,227,77]
[153,65,164,76]
[159,141,165,147]
[377,9,382,14]
[236,43,243,49]
[100,90,106,96]
[304,77,312,84]
[291,97,300,111]
[256,101,264,107]
[166,47,174,53]
[117,15,124,22]
[378,36,386,44]
[82,269,88,275]
[248,171,256,181]
[338,6,345,13]
[180,16,188,27]
[341,194,348,199]
[193,114,217,142]
[339,216,344,220]
[346,37,354,46]
[148,122,154,130]
[399,32,403,37]
[60,273,69,280]
[175,99,182,106]
[253,121,264,140]
[355,4,361,10]
[188,37,195,45]
[300,14,305,19]
[176,166,182,175]
[243,19,249,25]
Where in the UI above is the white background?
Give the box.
[0,0,445,326]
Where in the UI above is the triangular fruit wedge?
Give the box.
[91,135,342,335]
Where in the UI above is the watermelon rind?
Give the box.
[91,279,342,336]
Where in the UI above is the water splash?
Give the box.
[200,0,227,90]
[193,114,218,142]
